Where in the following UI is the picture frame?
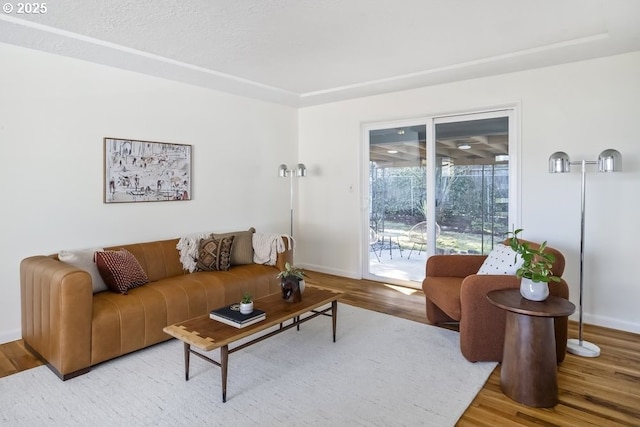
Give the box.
[104,137,192,203]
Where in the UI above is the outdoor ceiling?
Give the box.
[1,1,639,107]
[370,126,426,168]
[370,118,509,167]
[435,118,509,166]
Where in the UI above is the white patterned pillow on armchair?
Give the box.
[477,243,523,275]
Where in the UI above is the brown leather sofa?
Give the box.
[20,236,292,380]
[422,239,569,363]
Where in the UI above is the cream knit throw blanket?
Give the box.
[253,233,293,266]
[176,231,210,273]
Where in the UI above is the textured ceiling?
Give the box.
[1,0,639,106]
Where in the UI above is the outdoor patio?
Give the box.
[368,229,503,287]
[369,242,429,285]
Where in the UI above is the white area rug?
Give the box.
[0,305,496,426]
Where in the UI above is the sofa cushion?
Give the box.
[477,243,523,275]
[211,227,255,265]
[95,249,149,294]
[58,248,109,293]
[196,236,234,271]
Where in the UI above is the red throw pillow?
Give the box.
[95,249,149,294]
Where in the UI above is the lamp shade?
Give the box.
[549,151,571,173]
[296,163,307,177]
[278,164,288,177]
[598,149,622,172]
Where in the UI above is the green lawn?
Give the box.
[376,220,494,255]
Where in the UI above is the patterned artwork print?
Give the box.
[104,138,192,203]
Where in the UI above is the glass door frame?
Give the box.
[361,106,520,287]
[430,108,521,252]
[362,117,429,286]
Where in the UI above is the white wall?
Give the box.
[298,52,640,333]
[2,42,638,343]
[0,42,298,343]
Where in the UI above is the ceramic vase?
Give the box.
[520,278,549,301]
[281,277,302,303]
[239,301,253,314]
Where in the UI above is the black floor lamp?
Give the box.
[278,163,306,237]
[548,149,622,358]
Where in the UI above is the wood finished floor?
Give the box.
[2,270,639,426]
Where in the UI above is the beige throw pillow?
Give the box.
[58,248,109,293]
[211,227,255,265]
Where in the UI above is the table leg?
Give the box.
[500,311,558,407]
[331,300,337,342]
[382,235,403,259]
[184,343,190,381]
[220,345,229,402]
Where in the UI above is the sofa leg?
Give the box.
[23,341,91,381]
[57,366,91,380]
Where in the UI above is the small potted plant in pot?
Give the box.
[508,229,561,301]
[239,292,254,314]
[276,262,307,303]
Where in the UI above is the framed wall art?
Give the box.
[104,137,192,203]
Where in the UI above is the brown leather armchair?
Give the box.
[422,239,569,363]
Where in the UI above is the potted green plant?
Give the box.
[239,292,253,314]
[276,262,307,302]
[508,229,561,301]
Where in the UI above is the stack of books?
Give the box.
[210,304,266,328]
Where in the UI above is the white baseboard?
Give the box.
[579,313,640,335]
[298,263,359,280]
[0,329,21,345]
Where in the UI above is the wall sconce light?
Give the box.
[548,149,622,358]
[278,163,307,236]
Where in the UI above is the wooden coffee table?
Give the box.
[163,286,343,402]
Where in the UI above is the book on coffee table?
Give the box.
[210,304,266,328]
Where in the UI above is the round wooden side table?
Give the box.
[487,289,575,408]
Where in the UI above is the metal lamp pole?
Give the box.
[548,149,622,358]
[279,163,306,237]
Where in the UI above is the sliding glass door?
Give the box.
[365,121,427,284]
[433,110,516,256]
[363,109,517,287]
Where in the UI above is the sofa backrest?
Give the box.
[106,238,185,282]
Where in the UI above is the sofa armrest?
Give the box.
[426,254,487,278]
[458,275,521,361]
[20,255,93,379]
[275,236,293,272]
[548,278,570,363]
[459,275,569,362]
